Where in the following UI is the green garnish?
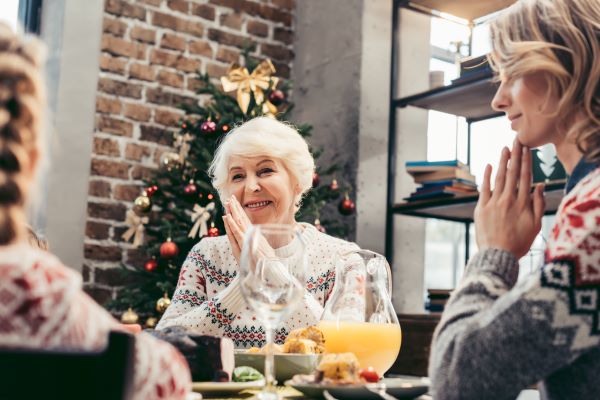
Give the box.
[232,366,264,382]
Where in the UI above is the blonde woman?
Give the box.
[0,24,191,399]
[157,117,360,347]
[429,1,600,399]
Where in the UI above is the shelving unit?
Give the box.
[384,0,561,265]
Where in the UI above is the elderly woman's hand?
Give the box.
[474,139,545,259]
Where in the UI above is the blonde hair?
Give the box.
[489,0,600,163]
[0,23,46,245]
[208,117,315,210]
[27,225,49,250]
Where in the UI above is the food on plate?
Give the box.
[315,353,362,384]
[247,343,284,354]
[359,366,380,383]
[282,338,318,354]
[232,366,264,382]
[246,325,325,354]
[286,326,326,353]
[147,325,234,382]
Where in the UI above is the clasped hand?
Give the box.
[474,139,545,259]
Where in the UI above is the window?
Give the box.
[0,0,20,31]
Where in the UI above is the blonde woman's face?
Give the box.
[491,72,561,147]
[225,155,299,225]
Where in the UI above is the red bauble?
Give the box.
[207,225,220,237]
[181,122,188,130]
[312,172,320,188]
[200,120,217,134]
[160,239,179,259]
[145,185,159,197]
[144,259,159,272]
[268,89,285,106]
[184,181,198,197]
[338,195,356,215]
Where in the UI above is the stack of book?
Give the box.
[426,289,453,313]
[404,160,478,202]
[451,54,492,85]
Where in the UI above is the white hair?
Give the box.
[208,117,315,209]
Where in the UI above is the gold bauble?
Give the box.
[156,293,172,314]
[133,193,152,215]
[160,152,182,171]
[121,307,139,324]
[145,317,158,329]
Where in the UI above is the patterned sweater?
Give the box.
[429,166,600,400]
[156,223,359,348]
[0,243,191,400]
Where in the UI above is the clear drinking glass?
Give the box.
[239,224,307,400]
[318,249,401,377]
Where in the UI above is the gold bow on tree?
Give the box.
[122,210,149,247]
[188,202,216,239]
[221,59,279,115]
[174,132,194,159]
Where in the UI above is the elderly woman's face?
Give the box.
[225,155,298,224]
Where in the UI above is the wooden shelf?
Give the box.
[395,75,502,121]
[402,0,516,21]
[393,183,565,223]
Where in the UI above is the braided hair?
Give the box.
[0,23,45,245]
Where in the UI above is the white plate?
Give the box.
[191,379,265,395]
[286,377,429,399]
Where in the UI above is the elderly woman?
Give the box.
[429,0,600,399]
[156,117,359,347]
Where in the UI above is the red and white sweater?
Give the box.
[157,223,359,348]
[0,243,191,400]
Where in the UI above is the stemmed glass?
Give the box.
[239,224,307,400]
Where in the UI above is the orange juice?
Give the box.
[317,321,402,377]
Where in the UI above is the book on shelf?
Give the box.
[413,168,476,184]
[406,159,467,174]
[415,180,477,194]
[404,188,477,202]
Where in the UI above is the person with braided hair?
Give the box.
[0,23,191,399]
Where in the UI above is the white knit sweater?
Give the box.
[157,223,359,348]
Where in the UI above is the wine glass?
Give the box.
[318,249,401,377]
[239,224,306,400]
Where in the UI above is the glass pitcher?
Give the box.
[317,249,401,377]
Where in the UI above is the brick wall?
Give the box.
[84,0,296,304]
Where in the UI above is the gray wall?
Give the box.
[36,0,105,271]
[292,0,363,240]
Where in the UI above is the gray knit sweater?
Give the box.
[429,167,600,400]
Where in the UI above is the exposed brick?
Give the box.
[216,46,239,64]
[125,143,151,161]
[130,26,156,44]
[155,108,183,126]
[96,96,122,114]
[84,286,113,306]
[88,202,127,221]
[160,33,186,51]
[82,265,91,283]
[93,137,121,157]
[157,70,184,89]
[91,158,130,179]
[271,0,295,10]
[260,43,293,62]
[187,77,204,92]
[247,19,269,38]
[98,77,142,99]
[126,248,148,268]
[99,54,127,75]
[105,0,146,21]
[150,49,201,72]
[89,180,112,198]
[103,16,127,36]
[167,0,188,13]
[207,28,252,49]
[146,87,196,108]
[257,3,292,26]
[274,27,292,45]
[96,116,134,137]
[86,221,110,240]
[139,0,162,5]
[102,34,146,59]
[191,3,215,21]
[273,60,290,79]
[131,165,156,180]
[207,62,229,78]
[139,124,173,146]
[96,265,140,285]
[129,63,156,81]
[114,183,142,201]
[151,11,203,37]
[189,39,213,57]
[124,103,152,122]
[220,12,243,30]
[85,244,122,262]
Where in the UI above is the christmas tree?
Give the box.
[110,53,356,324]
